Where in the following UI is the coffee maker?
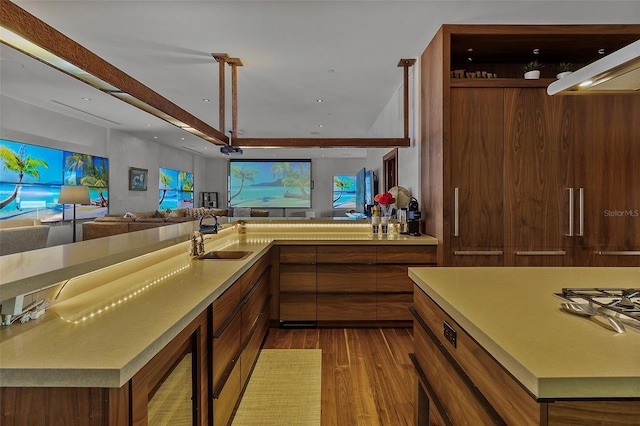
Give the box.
[407,197,421,236]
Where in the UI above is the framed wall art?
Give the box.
[129,167,148,191]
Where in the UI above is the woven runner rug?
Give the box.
[232,349,322,426]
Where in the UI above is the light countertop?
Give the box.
[0,220,436,388]
[409,267,640,399]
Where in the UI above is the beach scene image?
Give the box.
[333,175,356,209]
[0,140,108,222]
[230,160,311,208]
[159,168,194,210]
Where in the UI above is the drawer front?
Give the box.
[280,245,317,263]
[317,264,376,292]
[213,359,241,426]
[242,254,271,299]
[280,264,316,292]
[241,308,269,387]
[376,264,419,292]
[414,287,540,425]
[317,294,376,321]
[377,293,413,321]
[317,245,377,263]
[212,311,241,393]
[280,293,317,321]
[212,279,242,334]
[242,272,269,344]
[414,321,498,425]
[376,245,437,264]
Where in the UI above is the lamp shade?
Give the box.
[58,185,90,205]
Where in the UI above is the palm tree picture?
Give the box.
[230,164,260,201]
[333,176,353,204]
[159,170,173,206]
[0,145,48,209]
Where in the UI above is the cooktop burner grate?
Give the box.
[555,288,640,324]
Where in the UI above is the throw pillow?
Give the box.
[233,207,252,217]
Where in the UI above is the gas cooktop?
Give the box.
[555,288,640,332]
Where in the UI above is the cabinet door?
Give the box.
[573,95,640,266]
[450,88,504,266]
[503,88,574,266]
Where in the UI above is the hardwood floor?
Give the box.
[262,327,415,426]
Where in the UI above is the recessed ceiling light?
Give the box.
[202,98,210,102]
[533,48,540,55]
[467,48,473,52]
[82,97,91,101]
[153,136,158,139]
[598,49,605,55]
[579,80,593,87]
[146,123,152,127]
[316,99,323,103]
[328,69,335,73]
[181,137,185,141]
[318,124,323,128]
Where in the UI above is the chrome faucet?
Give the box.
[199,213,219,234]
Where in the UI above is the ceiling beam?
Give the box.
[233,138,411,148]
[1,0,228,145]
[397,58,416,139]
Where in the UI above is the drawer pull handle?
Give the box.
[453,250,503,256]
[515,250,566,256]
[595,251,640,256]
[566,187,574,236]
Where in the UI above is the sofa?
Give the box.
[82,207,269,240]
[0,219,51,255]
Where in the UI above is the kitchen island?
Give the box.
[409,267,640,425]
[0,219,437,425]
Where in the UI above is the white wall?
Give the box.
[1,96,364,227]
[366,59,420,200]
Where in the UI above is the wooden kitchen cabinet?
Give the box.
[422,25,640,267]
[211,253,271,425]
[279,245,317,323]
[450,87,505,266]
[572,95,640,266]
[278,244,436,325]
[412,283,640,425]
[503,88,574,266]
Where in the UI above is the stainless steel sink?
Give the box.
[197,250,252,260]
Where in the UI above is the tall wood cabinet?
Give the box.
[421,24,640,267]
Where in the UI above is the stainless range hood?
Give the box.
[548,39,640,95]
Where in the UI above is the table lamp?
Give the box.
[59,185,90,242]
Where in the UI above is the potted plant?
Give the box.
[523,60,543,79]
[556,62,573,79]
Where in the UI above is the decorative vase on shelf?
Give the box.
[556,62,573,80]
[556,71,572,79]
[523,60,543,80]
[524,70,541,80]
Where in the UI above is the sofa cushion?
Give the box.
[82,221,129,240]
[165,216,195,223]
[0,225,50,255]
[135,217,166,223]
[0,219,42,229]
[233,207,252,217]
[168,209,186,218]
[95,216,136,222]
[210,208,232,217]
[135,211,156,219]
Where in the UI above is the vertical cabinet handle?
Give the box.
[566,188,574,237]
[453,187,459,237]
[578,188,584,237]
